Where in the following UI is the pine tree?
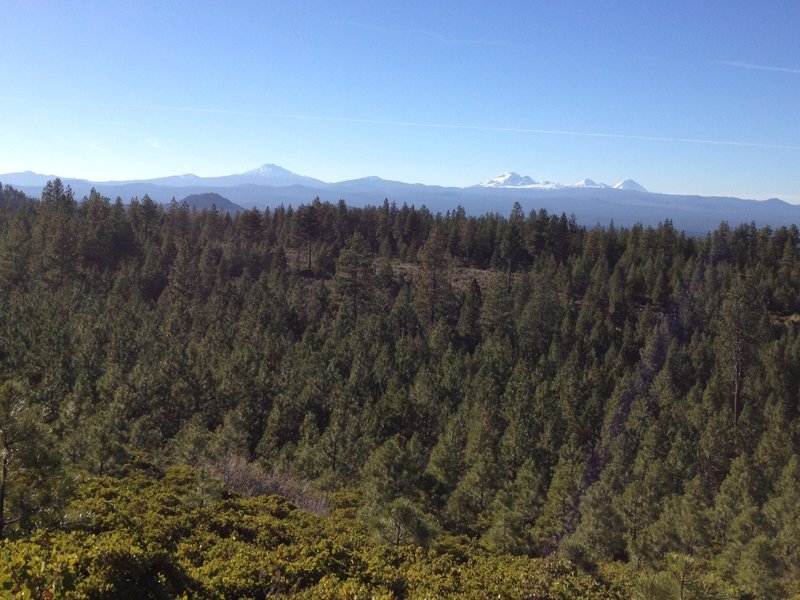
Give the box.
[483,458,546,554]
[0,381,63,538]
[500,202,526,285]
[762,455,800,586]
[456,279,482,351]
[717,274,767,425]
[292,199,320,271]
[413,226,455,328]
[333,233,376,324]
[532,440,587,554]
[480,272,515,341]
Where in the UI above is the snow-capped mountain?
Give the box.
[244,164,294,177]
[574,178,610,189]
[479,172,634,191]
[235,163,325,187]
[480,172,540,188]
[613,179,648,192]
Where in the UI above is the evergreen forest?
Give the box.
[1,180,800,598]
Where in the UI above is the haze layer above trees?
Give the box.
[2,164,799,235]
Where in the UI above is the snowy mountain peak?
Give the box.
[243,163,295,177]
[574,178,610,188]
[480,172,538,188]
[233,164,327,188]
[478,172,647,192]
[613,179,648,192]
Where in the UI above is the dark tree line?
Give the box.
[1,181,800,597]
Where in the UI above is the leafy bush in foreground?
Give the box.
[1,466,631,599]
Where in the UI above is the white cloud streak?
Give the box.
[714,60,800,76]
[3,95,800,151]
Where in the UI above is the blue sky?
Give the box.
[1,1,799,200]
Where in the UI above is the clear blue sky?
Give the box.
[1,0,799,200]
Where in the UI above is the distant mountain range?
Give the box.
[1,164,798,235]
[477,172,647,192]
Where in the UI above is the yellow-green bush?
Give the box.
[0,466,632,598]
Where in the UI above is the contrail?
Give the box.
[3,95,800,151]
[715,60,800,76]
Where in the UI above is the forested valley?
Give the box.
[1,179,800,598]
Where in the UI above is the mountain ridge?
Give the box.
[179,192,244,213]
[478,171,644,192]
[2,164,797,236]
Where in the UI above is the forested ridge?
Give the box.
[1,179,800,598]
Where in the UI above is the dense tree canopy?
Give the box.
[1,181,800,597]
